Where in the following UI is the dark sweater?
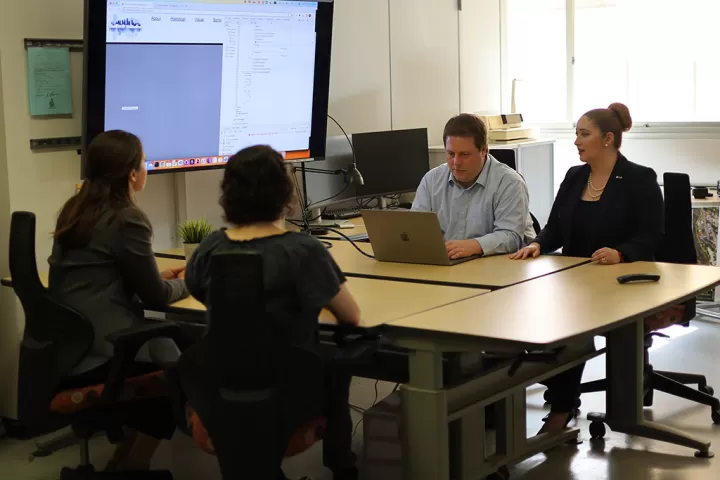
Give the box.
[48,207,188,369]
[185,230,345,349]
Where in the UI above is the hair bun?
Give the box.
[608,102,632,132]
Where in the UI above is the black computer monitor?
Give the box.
[83,0,334,176]
[304,128,430,211]
[353,128,430,198]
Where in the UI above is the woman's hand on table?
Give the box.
[509,243,541,260]
[161,266,186,280]
[591,248,622,265]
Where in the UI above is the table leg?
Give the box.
[449,407,486,480]
[595,319,713,457]
[401,349,449,480]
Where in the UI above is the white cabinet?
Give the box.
[510,141,554,227]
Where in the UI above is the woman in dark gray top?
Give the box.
[48,130,189,471]
[185,145,361,480]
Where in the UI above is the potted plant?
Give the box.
[177,218,213,259]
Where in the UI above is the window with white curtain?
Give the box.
[504,0,720,124]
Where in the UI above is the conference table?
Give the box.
[156,240,589,290]
[381,260,720,479]
[6,250,720,480]
[3,257,488,329]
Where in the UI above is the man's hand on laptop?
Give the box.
[446,240,483,260]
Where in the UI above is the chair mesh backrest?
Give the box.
[657,173,697,264]
[9,212,94,426]
[178,250,325,479]
[206,251,299,388]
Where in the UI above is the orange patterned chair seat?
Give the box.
[50,371,168,414]
[644,304,687,332]
[186,405,326,458]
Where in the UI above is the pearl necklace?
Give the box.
[587,173,607,199]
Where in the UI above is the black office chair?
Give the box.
[174,251,327,479]
[574,174,720,438]
[489,149,517,171]
[8,211,186,479]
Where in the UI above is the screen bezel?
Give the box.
[354,128,430,198]
[82,0,333,177]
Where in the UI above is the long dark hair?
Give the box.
[54,130,145,247]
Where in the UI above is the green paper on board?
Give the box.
[27,47,73,116]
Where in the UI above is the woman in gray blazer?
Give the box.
[48,130,189,471]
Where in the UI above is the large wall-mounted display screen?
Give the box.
[83,0,334,174]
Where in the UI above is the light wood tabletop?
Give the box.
[166,277,487,328]
[388,261,720,348]
[2,258,487,329]
[326,240,588,289]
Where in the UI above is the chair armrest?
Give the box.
[101,323,190,403]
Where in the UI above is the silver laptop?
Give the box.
[361,210,480,266]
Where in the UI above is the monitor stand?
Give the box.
[310,218,349,228]
[307,208,348,228]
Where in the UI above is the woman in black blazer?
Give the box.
[511,103,664,433]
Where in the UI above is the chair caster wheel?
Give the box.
[486,465,510,480]
[701,385,714,396]
[589,421,606,439]
[711,408,720,425]
[695,449,714,459]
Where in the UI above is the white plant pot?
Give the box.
[183,243,199,260]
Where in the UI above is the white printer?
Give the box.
[476,113,534,142]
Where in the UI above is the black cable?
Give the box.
[291,168,312,232]
[324,227,375,259]
[352,380,380,439]
[301,114,358,215]
[327,114,356,166]
[356,196,379,210]
[305,182,351,212]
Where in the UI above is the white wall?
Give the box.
[390,0,461,143]
[459,0,502,115]
[327,0,392,134]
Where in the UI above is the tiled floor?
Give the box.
[3,319,720,479]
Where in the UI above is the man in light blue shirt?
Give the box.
[412,114,536,260]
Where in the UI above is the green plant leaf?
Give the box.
[177,218,213,244]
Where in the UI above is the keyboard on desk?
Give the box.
[323,208,363,220]
[346,233,369,242]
